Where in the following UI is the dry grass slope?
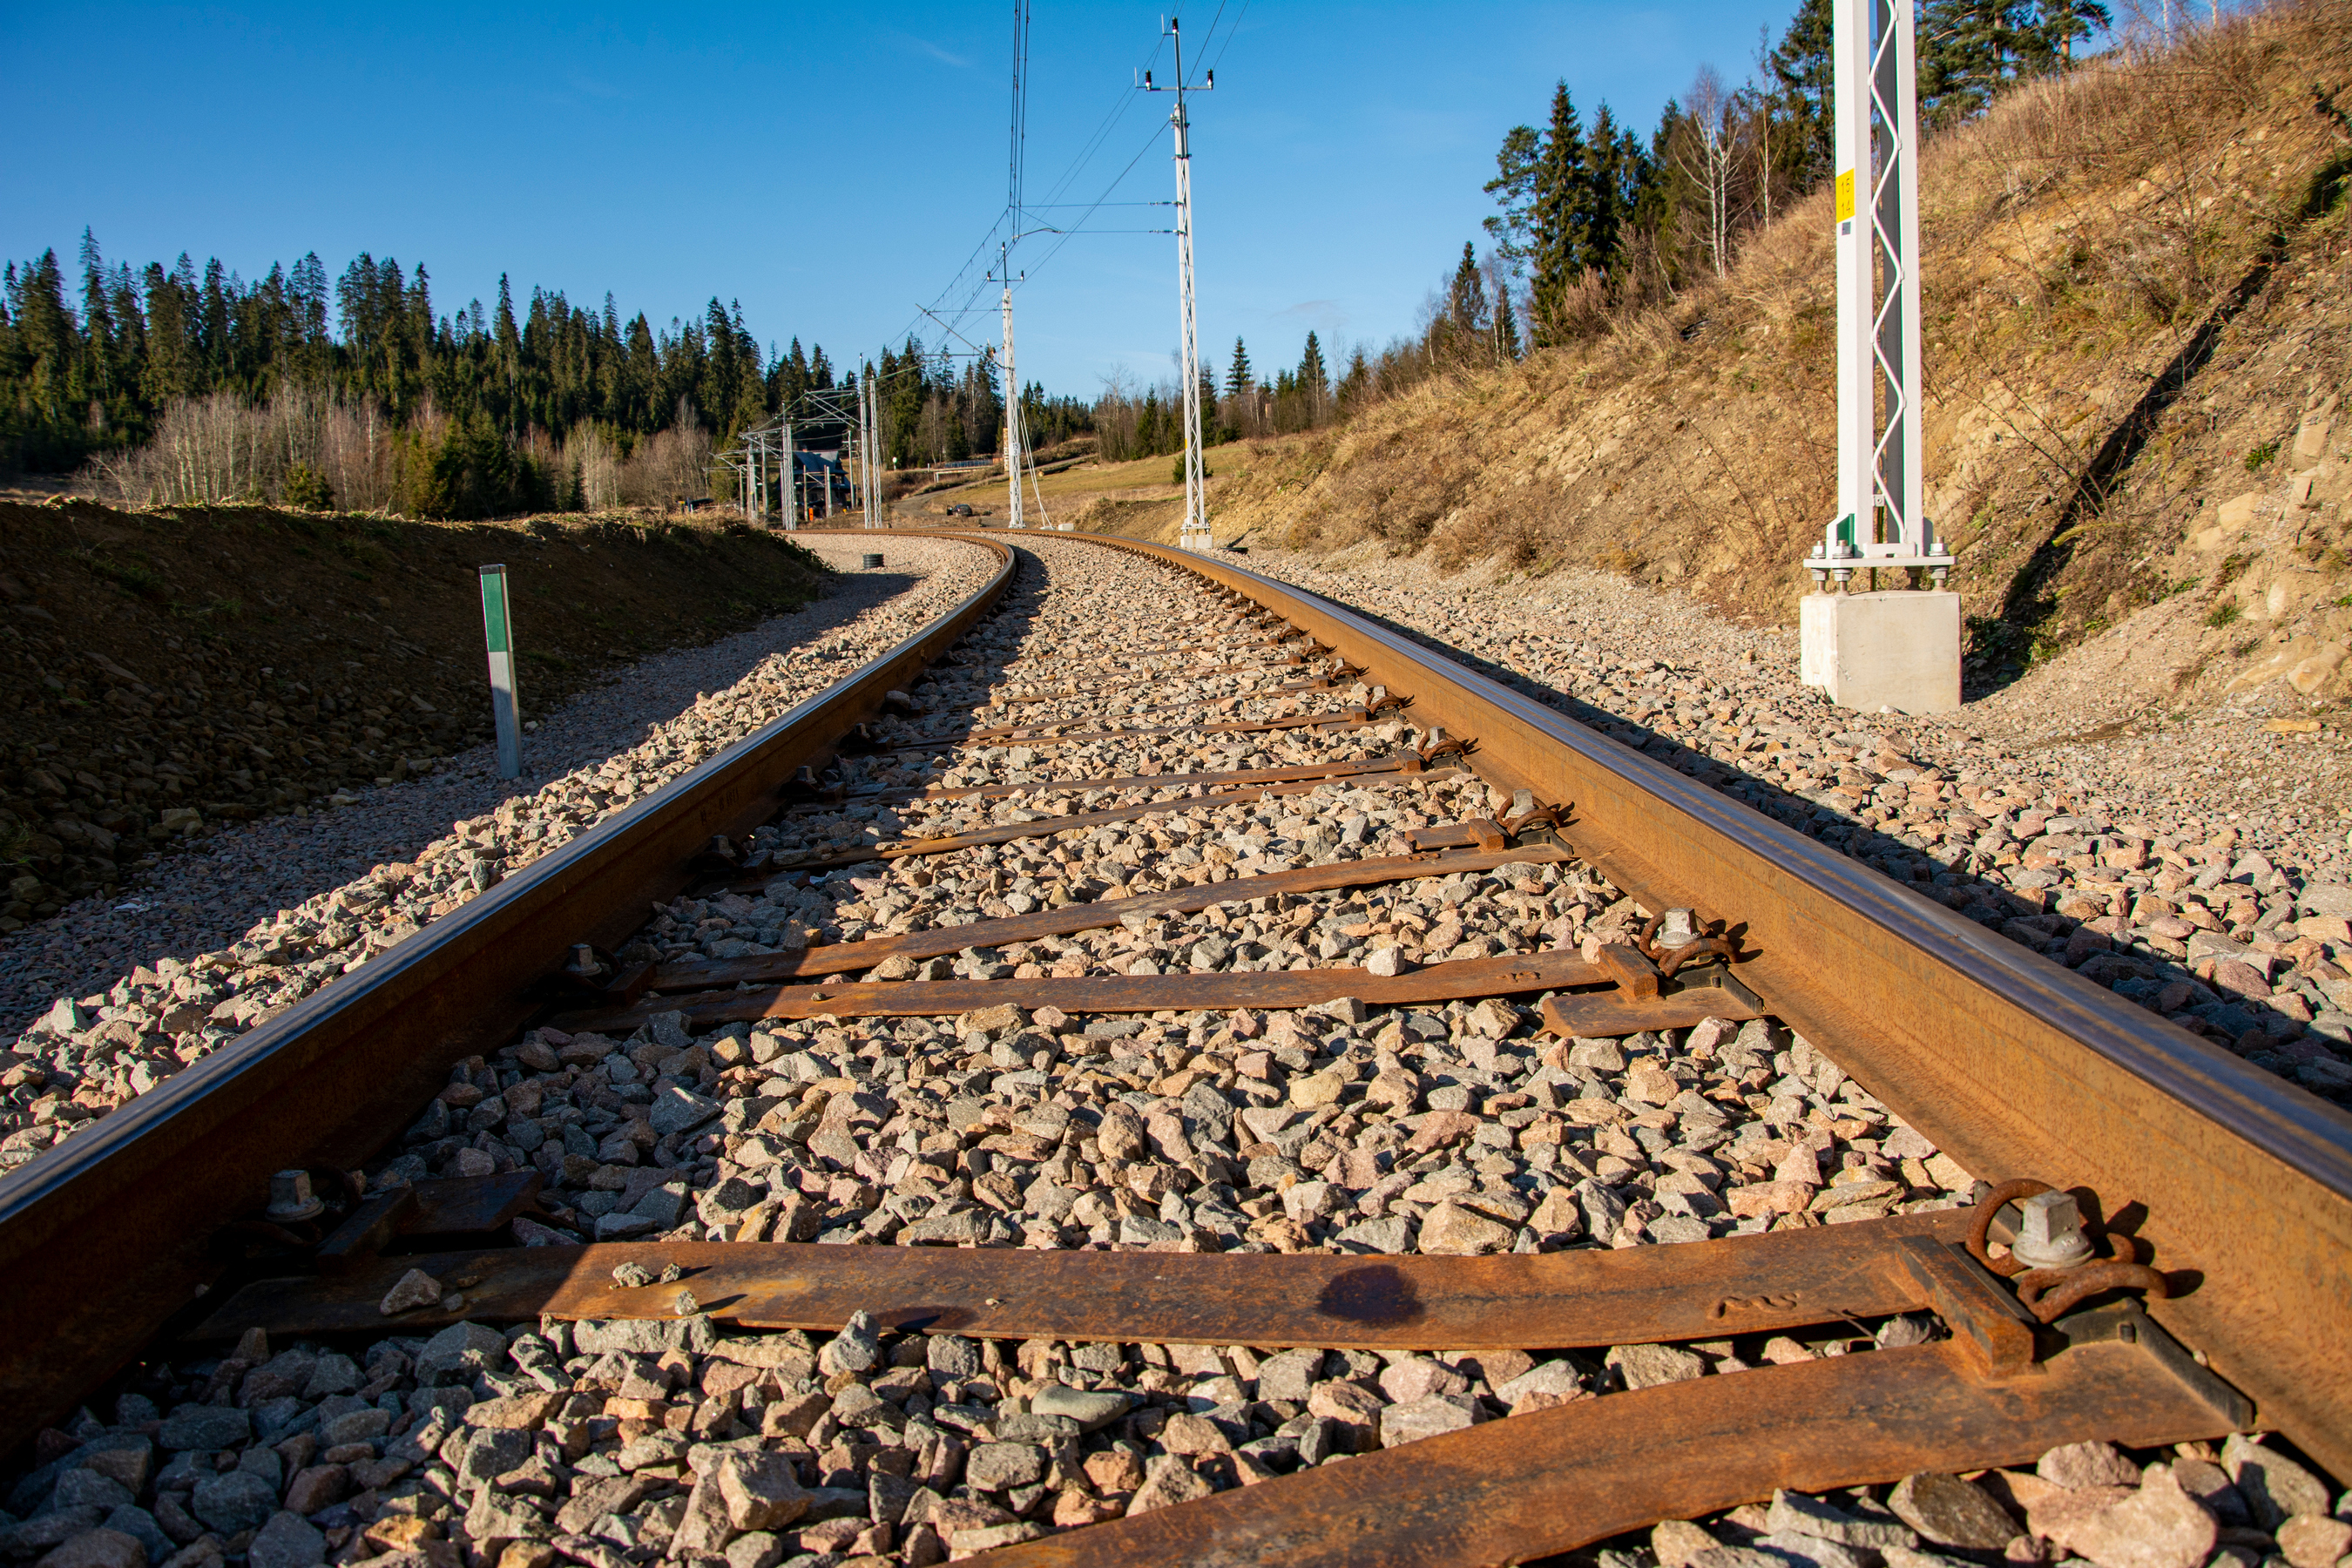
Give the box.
[1179,2,2352,712]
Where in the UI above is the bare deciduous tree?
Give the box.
[1672,65,1747,277]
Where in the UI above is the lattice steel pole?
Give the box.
[782,419,798,531]
[1144,20,1213,551]
[1002,274,1025,531]
[1801,0,1958,713]
[1812,0,1946,589]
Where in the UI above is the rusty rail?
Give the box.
[0,522,2344,1536]
[0,533,1018,1448]
[1072,533,2352,1476]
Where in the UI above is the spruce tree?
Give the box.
[1225,336,1254,397]
[1583,105,1631,277]
[1528,82,1590,348]
[1919,0,2016,125]
[1766,0,1835,193]
[1298,332,1328,397]
[1446,242,1490,337]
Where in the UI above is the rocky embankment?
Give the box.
[1,503,831,932]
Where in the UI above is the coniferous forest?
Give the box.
[0,238,1072,517]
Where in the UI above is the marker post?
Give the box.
[479,564,523,779]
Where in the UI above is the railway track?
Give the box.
[0,530,2345,1567]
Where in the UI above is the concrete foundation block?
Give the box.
[1799,591,1962,714]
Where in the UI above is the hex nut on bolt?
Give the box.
[2010,1189,2094,1270]
[265,1169,325,1223]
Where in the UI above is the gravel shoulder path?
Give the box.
[1233,544,2352,1100]
[0,537,997,1051]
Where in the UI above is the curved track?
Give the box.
[0,529,2342,1565]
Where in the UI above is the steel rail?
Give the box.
[981,1331,2240,1568]
[0,533,1018,1451]
[1066,533,2352,1475]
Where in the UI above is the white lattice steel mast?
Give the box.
[1144,19,1213,550]
[999,3,1032,531]
[1811,0,1949,589]
[1001,263,1025,531]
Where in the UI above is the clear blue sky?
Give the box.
[3,2,1801,398]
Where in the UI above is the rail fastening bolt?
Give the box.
[265,1169,325,1223]
[2010,1189,2095,1270]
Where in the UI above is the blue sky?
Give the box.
[3,2,1802,397]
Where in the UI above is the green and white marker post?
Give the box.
[478,564,523,779]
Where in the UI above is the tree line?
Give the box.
[0,233,885,516]
[1436,0,2111,363]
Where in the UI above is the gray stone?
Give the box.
[188,1471,278,1535]
[650,1085,722,1137]
[1378,1396,1477,1447]
[1574,1179,1627,1244]
[157,1406,250,1452]
[1255,1348,1325,1402]
[246,1512,325,1568]
[1605,1342,1706,1390]
[234,1446,281,1490]
[801,1487,871,1520]
[574,1315,715,1355]
[1182,1079,1235,1140]
[713,1452,808,1531]
[405,1386,474,1419]
[321,1408,393,1448]
[990,1412,1080,1444]
[1495,1360,1588,1410]
[722,1533,786,1568]
[1117,1213,1183,1246]
[926,1335,983,1379]
[594,1209,658,1240]
[1335,1215,1416,1254]
[1767,1490,1918,1551]
[98,1508,170,1566]
[1030,1385,1131,1432]
[462,1487,550,1545]
[1888,1473,2018,1550]
[820,1311,882,1375]
[73,1438,154,1496]
[632,1182,689,1226]
[301,1355,361,1400]
[900,1208,996,1247]
[2038,1440,2142,1490]
[2301,883,2352,918]
[964,1443,1046,1492]
[2,1511,104,1557]
[868,1470,922,1528]
[2223,1435,2333,1531]
[448,1427,531,1486]
[1755,1531,1871,1568]
[52,1470,135,1514]
[33,1528,144,1568]
[416,1321,508,1382]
